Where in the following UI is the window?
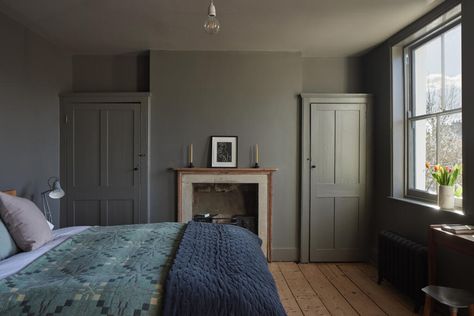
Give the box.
[405,22,462,204]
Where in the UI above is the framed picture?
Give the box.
[211,136,238,168]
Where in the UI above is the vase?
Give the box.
[438,185,454,210]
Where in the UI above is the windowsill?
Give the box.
[388,196,465,216]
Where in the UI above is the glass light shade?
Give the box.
[204,16,220,34]
[48,181,65,199]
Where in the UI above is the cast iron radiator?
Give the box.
[378,230,428,312]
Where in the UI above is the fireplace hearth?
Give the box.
[193,214,258,234]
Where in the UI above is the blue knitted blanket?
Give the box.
[163,222,286,316]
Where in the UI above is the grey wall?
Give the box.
[149,51,302,260]
[72,53,149,92]
[303,57,362,93]
[362,0,474,289]
[0,12,72,225]
[72,54,360,94]
[69,51,362,260]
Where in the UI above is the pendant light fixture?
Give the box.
[204,0,220,34]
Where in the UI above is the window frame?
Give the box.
[403,16,462,207]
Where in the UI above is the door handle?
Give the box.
[133,167,139,171]
[311,165,316,169]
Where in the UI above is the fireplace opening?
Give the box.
[192,183,258,234]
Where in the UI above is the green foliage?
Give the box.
[454,184,463,198]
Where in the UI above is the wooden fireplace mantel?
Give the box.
[174,168,278,174]
[174,167,277,261]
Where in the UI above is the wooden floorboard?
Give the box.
[271,263,417,316]
[299,264,357,316]
[318,263,386,316]
[269,263,304,316]
[278,262,330,316]
[353,263,416,312]
[337,263,415,316]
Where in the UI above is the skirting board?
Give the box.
[271,248,299,262]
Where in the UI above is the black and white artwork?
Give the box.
[211,136,238,168]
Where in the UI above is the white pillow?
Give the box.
[0,192,52,251]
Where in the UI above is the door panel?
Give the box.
[313,110,335,184]
[107,110,136,187]
[65,103,142,227]
[74,109,101,187]
[106,200,135,226]
[309,197,334,250]
[335,111,360,184]
[310,103,366,262]
[334,197,359,249]
[73,200,101,226]
[314,184,361,197]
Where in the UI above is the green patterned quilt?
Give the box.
[0,223,185,316]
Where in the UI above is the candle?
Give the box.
[189,144,193,164]
[255,144,259,164]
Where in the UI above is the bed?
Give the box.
[0,191,286,316]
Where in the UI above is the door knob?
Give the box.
[133,167,139,171]
[311,165,316,169]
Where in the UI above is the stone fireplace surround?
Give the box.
[175,168,277,261]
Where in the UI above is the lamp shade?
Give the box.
[48,180,65,199]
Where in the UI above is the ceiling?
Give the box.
[0,0,443,57]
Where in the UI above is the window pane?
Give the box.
[444,24,462,110]
[413,37,442,116]
[411,118,437,193]
[407,21,462,199]
[438,112,462,188]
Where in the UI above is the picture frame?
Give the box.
[210,136,238,168]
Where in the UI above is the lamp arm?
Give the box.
[41,193,47,216]
[41,192,53,223]
[44,197,52,223]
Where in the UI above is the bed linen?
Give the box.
[0,223,185,316]
[0,222,285,316]
[163,221,286,316]
[0,226,89,280]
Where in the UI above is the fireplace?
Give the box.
[175,168,277,260]
[192,183,258,233]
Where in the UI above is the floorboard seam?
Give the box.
[296,264,332,315]
[274,263,417,316]
[318,263,363,316]
[277,263,305,315]
[353,264,416,314]
[335,264,389,316]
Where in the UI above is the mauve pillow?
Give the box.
[0,192,52,251]
[0,219,19,260]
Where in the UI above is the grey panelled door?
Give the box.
[310,103,366,262]
[64,103,142,226]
